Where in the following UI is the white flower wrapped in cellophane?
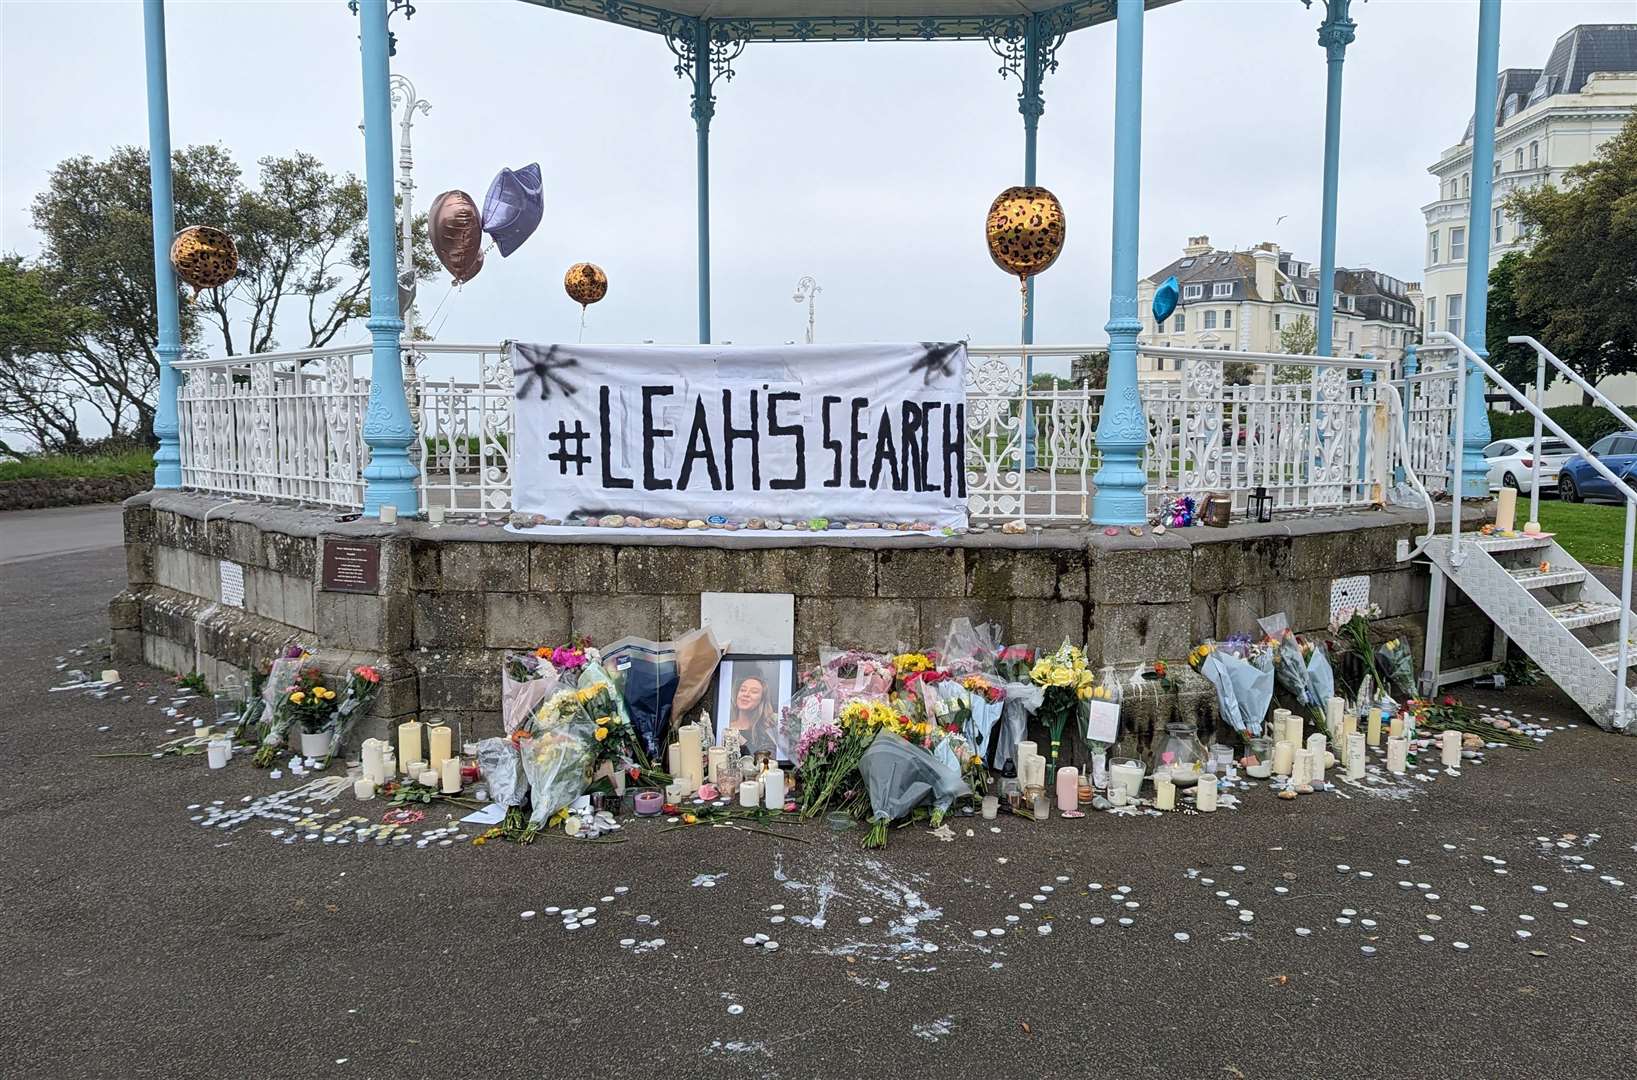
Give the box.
[517,687,598,827]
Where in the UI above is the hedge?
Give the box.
[1486,406,1628,448]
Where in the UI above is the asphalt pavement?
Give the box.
[0,504,125,565]
[4,530,1637,1079]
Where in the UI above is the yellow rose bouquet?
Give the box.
[1029,642,1096,768]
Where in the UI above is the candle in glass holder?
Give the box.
[397,721,422,775]
[1196,773,1218,812]
[634,790,663,816]
[1154,772,1177,811]
[1346,733,1367,780]
[1306,733,1328,786]
[378,504,398,524]
[707,746,728,784]
[405,760,426,780]
[206,740,230,769]
[981,795,999,819]
[440,756,462,793]
[763,767,786,810]
[427,724,453,771]
[418,768,439,788]
[1076,772,1095,803]
[353,777,375,800]
[1056,766,1079,813]
[1440,729,1461,767]
[1386,736,1409,775]
[1273,740,1295,776]
[382,749,396,778]
[1367,707,1383,746]
[1031,793,1051,821]
[739,779,762,809]
[1108,783,1128,807]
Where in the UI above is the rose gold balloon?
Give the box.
[429,190,484,284]
[564,262,608,308]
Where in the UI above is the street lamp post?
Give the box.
[793,276,821,344]
[388,75,430,420]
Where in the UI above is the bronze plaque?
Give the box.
[322,539,381,594]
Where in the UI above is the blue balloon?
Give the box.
[1153,274,1180,326]
[481,163,544,258]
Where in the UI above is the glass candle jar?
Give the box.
[1155,722,1208,787]
[1244,735,1275,778]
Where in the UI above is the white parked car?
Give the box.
[1483,437,1571,493]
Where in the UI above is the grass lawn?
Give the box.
[0,449,154,483]
[1536,499,1631,567]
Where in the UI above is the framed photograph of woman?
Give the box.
[714,655,795,760]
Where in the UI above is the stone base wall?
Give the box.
[113,492,1494,749]
[0,475,150,511]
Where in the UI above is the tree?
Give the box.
[0,257,106,455]
[1505,111,1637,391]
[1277,314,1316,383]
[1485,251,1540,393]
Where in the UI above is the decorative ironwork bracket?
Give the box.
[664,19,747,127]
[349,0,416,56]
[987,11,1071,123]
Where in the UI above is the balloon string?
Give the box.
[578,305,588,344]
[1019,276,1029,323]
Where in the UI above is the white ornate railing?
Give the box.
[173,341,1456,524]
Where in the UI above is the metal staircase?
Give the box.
[1415,333,1637,734]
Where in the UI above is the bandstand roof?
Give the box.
[519,0,1178,43]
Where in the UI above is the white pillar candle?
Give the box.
[1388,713,1404,739]
[1273,740,1295,776]
[206,740,230,769]
[762,767,786,810]
[1325,695,1345,735]
[1496,486,1518,532]
[1154,772,1177,811]
[418,768,439,787]
[397,721,422,775]
[1366,707,1383,747]
[1056,766,1079,813]
[1346,733,1367,780]
[1291,748,1312,789]
[1017,740,1038,765]
[353,777,375,800]
[382,749,396,778]
[679,723,704,792]
[426,724,453,771]
[362,738,386,785]
[739,779,762,809]
[1306,733,1328,786]
[707,746,728,784]
[1025,755,1048,791]
[1440,729,1462,767]
[1386,736,1409,775]
[1196,772,1218,812]
[666,742,682,778]
[440,756,462,794]
[378,504,398,524]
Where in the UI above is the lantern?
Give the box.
[1252,485,1273,524]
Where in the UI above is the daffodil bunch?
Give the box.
[892,652,934,676]
[1189,643,1214,670]
[802,698,900,817]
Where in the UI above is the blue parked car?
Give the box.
[1557,432,1637,503]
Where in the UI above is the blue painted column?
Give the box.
[693,19,713,345]
[356,0,419,518]
[1460,0,1501,499]
[1397,344,1418,485]
[1314,0,1356,358]
[142,0,182,489]
[1091,0,1148,525]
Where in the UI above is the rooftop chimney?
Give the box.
[1183,235,1212,256]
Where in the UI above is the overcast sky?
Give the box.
[2,0,1631,356]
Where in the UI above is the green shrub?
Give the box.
[0,448,154,482]
[1486,405,1627,448]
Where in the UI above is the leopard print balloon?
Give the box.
[169,226,239,292]
[564,262,608,307]
[985,186,1066,282]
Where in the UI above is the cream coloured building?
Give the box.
[1421,23,1637,406]
[1136,236,1421,376]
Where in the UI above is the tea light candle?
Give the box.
[739,779,762,809]
[353,777,375,800]
[1440,729,1461,767]
[1496,486,1518,532]
[981,795,999,819]
[1273,740,1295,776]
[418,768,438,787]
[378,504,398,524]
[1196,773,1218,812]
[763,767,786,810]
[1386,736,1409,775]
[101,669,120,684]
[634,790,663,815]
[1031,793,1051,820]
[440,756,462,794]
[1154,772,1177,811]
[427,505,446,526]
[707,746,728,784]
[397,721,422,775]
[1055,766,1079,813]
[206,739,230,769]
[427,724,453,771]
[1346,733,1367,780]
[1366,707,1383,746]
[1306,733,1328,786]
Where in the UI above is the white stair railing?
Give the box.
[1427,330,1637,729]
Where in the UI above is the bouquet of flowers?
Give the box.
[1258,612,1335,731]
[580,674,663,784]
[990,647,1046,773]
[794,721,844,807]
[799,698,905,817]
[252,661,322,767]
[1189,639,1275,736]
[235,644,307,745]
[1375,637,1417,700]
[959,673,1006,761]
[994,645,1036,684]
[515,686,599,828]
[857,730,967,848]
[317,664,382,769]
[1330,603,1385,692]
[1029,642,1097,767]
[818,649,895,699]
[501,642,580,736]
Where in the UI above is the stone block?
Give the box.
[1091,545,1190,604]
[660,594,702,639]
[914,597,1013,643]
[529,544,618,594]
[617,546,729,595]
[484,592,572,649]
[1007,599,1086,647]
[570,593,660,644]
[1190,540,1240,594]
[316,591,410,652]
[153,546,187,593]
[1190,594,1219,643]
[126,543,153,587]
[1260,576,1330,636]
[112,628,144,664]
[1289,530,1351,581]
[188,551,217,602]
[795,597,918,658]
[967,549,1067,600]
[153,509,179,547]
[1089,602,1192,667]
[174,512,209,556]
[263,531,316,580]
[283,574,315,632]
[1216,589,1266,640]
[122,504,155,545]
[1234,535,1296,586]
[876,547,966,598]
[1370,566,1427,620]
[414,592,486,647]
[109,591,142,631]
[247,566,285,626]
[436,541,529,592]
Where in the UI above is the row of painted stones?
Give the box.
[506,512,942,533]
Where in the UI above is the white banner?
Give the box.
[510,343,968,527]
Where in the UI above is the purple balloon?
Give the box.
[481,163,543,258]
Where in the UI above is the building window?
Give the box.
[1530,141,1539,168]
[1446,294,1464,339]
[1347,331,1355,352]
[1450,226,1466,261]
[1174,311,1185,332]
[1429,229,1440,264]
[1223,309,1233,329]
[1303,289,1315,304]
[1494,207,1505,243]
[1211,282,1232,298]
[1183,283,1203,299]
[1427,296,1437,331]
[1203,310,1217,330]
[1462,173,1470,196]
[1493,160,1501,178]
[1273,313,1282,330]
[1515,147,1525,169]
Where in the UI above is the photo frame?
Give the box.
[713,654,795,760]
